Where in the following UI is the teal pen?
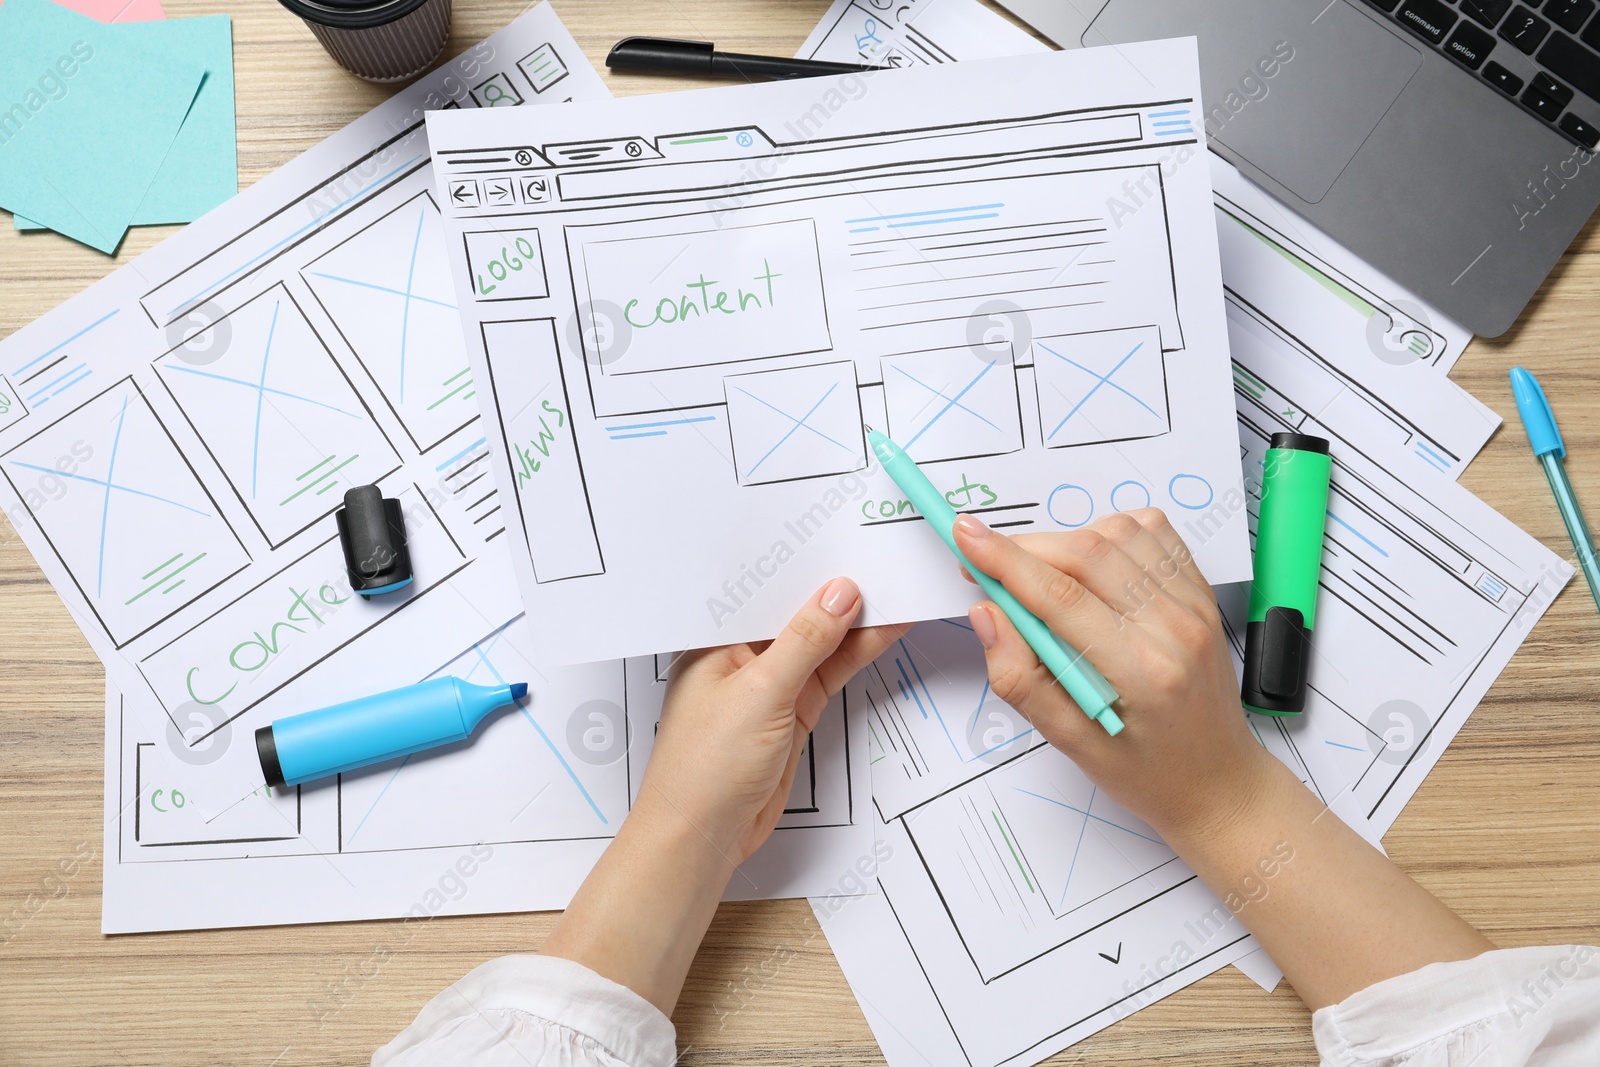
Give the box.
[867,428,1123,736]
[1510,366,1600,612]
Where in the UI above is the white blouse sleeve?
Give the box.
[372,954,677,1067]
[1313,945,1600,1067]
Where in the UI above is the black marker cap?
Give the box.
[336,485,413,597]
[256,724,286,789]
[1269,432,1330,454]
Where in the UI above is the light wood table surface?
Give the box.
[2,2,1597,1063]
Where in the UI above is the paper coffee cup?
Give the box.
[277,0,453,83]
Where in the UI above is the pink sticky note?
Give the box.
[0,0,165,21]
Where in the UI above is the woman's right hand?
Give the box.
[952,507,1274,847]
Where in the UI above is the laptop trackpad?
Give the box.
[1087,1,1422,203]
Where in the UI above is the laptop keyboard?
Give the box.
[1363,0,1600,148]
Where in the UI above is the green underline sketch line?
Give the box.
[280,453,360,506]
[126,552,208,604]
[315,481,340,495]
[141,551,182,579]
[427,376,475,410]
[441,367,471,386]
[669,134,728,145]
[992,810,1035,893]
[161,578,186,595]
[295,455,336,481]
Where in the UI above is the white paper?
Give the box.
[0,5,875,932]
[425,40,1253,667]
[103,630,876,932]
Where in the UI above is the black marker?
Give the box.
[606,37,889,81]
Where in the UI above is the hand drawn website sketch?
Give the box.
[798,0,1047,68]
[103,612,872,932]
[812,338,1568,1067]
[0,6,870,932]
[426,40,1253,666]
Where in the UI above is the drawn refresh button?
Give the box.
[336,485,413,598]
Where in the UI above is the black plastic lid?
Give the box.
[256,725,286,788]
[276,0,432,31]
[1268,431,1330,455]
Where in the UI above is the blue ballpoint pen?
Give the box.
[1510,366,1600,612]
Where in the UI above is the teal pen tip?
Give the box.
[510,682,528,701]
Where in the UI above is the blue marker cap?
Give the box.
[1510,366,1565,459]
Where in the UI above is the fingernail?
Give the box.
[820,577,859,617]
[954,514,989,541]
[969,604,997,648]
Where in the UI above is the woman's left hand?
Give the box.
[639,577,908,865]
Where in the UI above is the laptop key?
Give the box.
[1537,32,1600,102]
[1446,20,1499,66]
[1545,0,1596,32]
[1533,71,1578,106]
[1501,6,1553,51]
[1463,0,1515,27]
[1483,59,1528,92]
[1523,82,1569,118]
[1397,0,1460,41]
[1559,111,1600,146]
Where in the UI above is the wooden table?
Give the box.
[1,2,1596,1063]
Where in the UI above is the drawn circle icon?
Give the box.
[566,699,627,766]
[736,131,753,147]
[970,699,1033,767]
[1167,473,1214,511]
[163,701,233,767]
[514,149,533,166]
[165,301,232,367]
[1365,699,1432,767]
[1047,483,1094,528]
[964,299,1031,364]
[1109,480,1150,512]
[567,300,632,367]
[1365,298,1435,367]
[625,141,643,157]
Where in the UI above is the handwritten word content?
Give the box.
[623,261,783,328]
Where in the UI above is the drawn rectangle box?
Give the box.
[570,217,832,377]
[518,43,569,95]
[880,344,1023,464]
[1033,325,1169,448]
[0,374,27,432]
[0,377,251,648]
[464,228,549,302]
[480,317,604,583]
[133,743,301,850]
[723,360,866,486]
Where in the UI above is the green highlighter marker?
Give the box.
[867,428,1123,736]
[1242,432,1333,716]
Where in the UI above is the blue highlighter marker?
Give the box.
[256,677,528,787]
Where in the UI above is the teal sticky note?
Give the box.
[15,15,236,231]
[0,0,204,253]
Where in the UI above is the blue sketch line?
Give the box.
[28,363,88,400]
[965,679,993,740]
[307,272,456,311]
[742,382,852,476]
[892,365,1001,434]
[903,360,997,452]
[11,463,210,516]
[1040,342,1159,420]
[1414,447,1448,473]
[891,213,1000,228]
[604,416,717,432]
[1326,510,1391,558]
[849,226,879,234]
[940,617,975,632]
[1151,120,1192,127]
[51,368,92,396]
[898,639,967,762]
[163,365,360,418]
[468,637,608,825]
[1148,109,1190,117]
[1060,785,1096,909]
[895,663,928,720]
[250,303,282,499]
[346,754,412,845]
[1324,740,1365,752]
[610,431,667,440]
[397,208,426,404]
[1416,440,1449,465]
[167,155,425,317]
[435,436,487,472]
[845,203,1005,225]
[15,308,118,376]
[95,398,129,599]
[1046,341,1150,441]
[1154,129,1195,137]
[1012,787,1164,845]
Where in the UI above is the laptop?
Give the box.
[997,0,1600,337]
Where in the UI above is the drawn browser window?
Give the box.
[428,44,1252,664]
